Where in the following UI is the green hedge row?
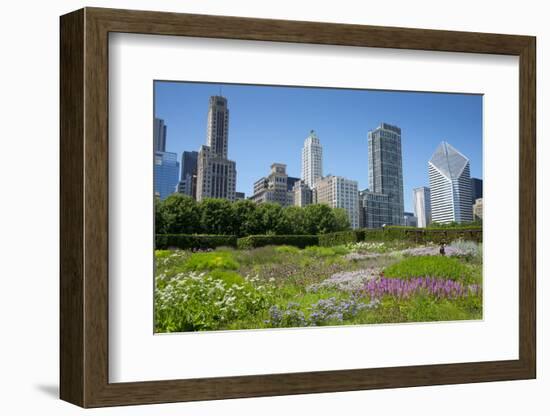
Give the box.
[155,234,237,250]
[156,227,482,250]
[319,227,482,246]
[319,230,365,246]
[419,229,482,243]
[237,235,319,249]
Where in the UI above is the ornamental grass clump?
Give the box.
[447,239,483,263]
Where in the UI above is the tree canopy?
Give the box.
[155,194,351,236]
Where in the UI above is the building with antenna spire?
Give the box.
[196,96,237,201]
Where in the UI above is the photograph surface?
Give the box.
[153,81,483,333]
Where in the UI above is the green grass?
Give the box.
[352,295,482,324]
[382,255,473,282]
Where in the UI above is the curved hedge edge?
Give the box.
[156,234,237,250]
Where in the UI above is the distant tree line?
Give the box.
[155,194,351,237]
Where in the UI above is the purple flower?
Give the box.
[361,277,480,300]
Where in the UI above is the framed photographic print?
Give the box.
[60,7,536,408]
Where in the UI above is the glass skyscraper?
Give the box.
[178,151,199,199]
[359,189,392,229]
[367,123,404,225]
[154,151,179,200]
[428,141,473,224]
[153,118,167,152]
[471,177,483,204]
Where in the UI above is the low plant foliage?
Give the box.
[382,255,474,282]
[154,239,482,332]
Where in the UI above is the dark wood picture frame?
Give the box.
[60,7,536,408]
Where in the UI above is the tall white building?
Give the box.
[315,175,359,229]
[301,130,323,188]
[413,186,432,227]
[196,96,237,201]
[428,141,473,224]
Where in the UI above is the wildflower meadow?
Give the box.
[154,237,483,332]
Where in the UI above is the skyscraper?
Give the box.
[196,96,237,201]
[429,141,473,224]
[413,186,432,228]
[153,118,167,152]
[177,151,198,199]
[367,123,404,225]
[315,175,359,229]
[471,178,483,205]
[359,189,391,229]
[206,96,229,158]
[181,151,198,180]
[301,130,323,188]
[154,151,179,200]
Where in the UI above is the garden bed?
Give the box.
[154,240,482,332]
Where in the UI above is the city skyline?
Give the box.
[154,81,483,212]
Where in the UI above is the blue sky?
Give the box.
[154,81,482,212]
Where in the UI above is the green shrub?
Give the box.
[331,245,351,255]
[275,245,301,254]
[237,235,319,249]
[383,255,473,282]
[154,249,173,259]
[304,246,336,257]
[184,251,239,271]
[319,230,366,246]
[155,234,237,250]
[207,270,246,287]
[303,245,350,257]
